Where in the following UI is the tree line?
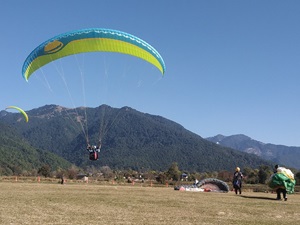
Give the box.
[2,162,299,187]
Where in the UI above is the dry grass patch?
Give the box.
[0,182,299,225]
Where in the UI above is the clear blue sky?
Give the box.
[1,0,300,146]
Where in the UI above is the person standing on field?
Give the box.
[233,167,243,194]
[274,165,288,201]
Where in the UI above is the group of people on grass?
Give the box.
[232,164,292,201]
[85,141,293,201]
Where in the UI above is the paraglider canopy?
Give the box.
[22,28,166,81]
[22,28,166,155]
[5,106,28,122]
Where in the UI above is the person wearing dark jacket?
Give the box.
[233,167,243,194]
[87,142,101,161]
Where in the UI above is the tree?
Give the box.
[189,172,201,182]
[243,167,259,184]
[54,167,64,179]
[166,162,181,181]
[217,170,232,182]
[38,164,51,177]
[156,172,166,184]
[11,165,22,176]
[142,170,157,181]
[100,166,114,179]
[66,165,78,179]
[258,165,272,184]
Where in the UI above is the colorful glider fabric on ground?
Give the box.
[268,167,296,194]
[6,106,29,122]
[22,28,166,81]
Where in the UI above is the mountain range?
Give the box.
[206,134,300,169]
[0,105,274,173]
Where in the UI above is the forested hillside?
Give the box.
[1,105,273,172]
[0,122,71,175]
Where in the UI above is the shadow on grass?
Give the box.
[239,195,277,201]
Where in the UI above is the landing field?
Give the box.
[0,182,299,225]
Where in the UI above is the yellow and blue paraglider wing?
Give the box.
[22,28,166,81]
[6,106,29,122]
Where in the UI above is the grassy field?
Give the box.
[0,181,299,225]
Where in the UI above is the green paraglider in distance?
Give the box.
[6,106,29,123]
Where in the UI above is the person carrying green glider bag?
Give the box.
[269,165,296,201]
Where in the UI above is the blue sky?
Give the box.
[1,0,300,146]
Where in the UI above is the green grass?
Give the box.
[0,181,299,225]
